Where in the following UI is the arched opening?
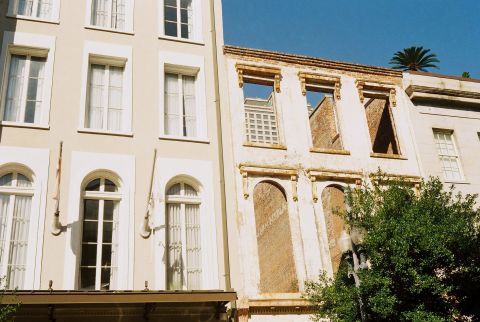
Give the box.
[321,185,347,274]
[79,175,121,290]
[253,181,298,293]
[165,181,202,290]
[0,170,34,289]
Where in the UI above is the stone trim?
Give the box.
[356,79,397,107]
[405,85,480,106]
[225,45,402,78]
[307,169,363,202]
[239,164,299,201]
[310,147,350,155]
[370,152,407,160]
[298,72,341,99]
[235,63,282,93]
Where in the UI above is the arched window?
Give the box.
[0,171,34,289]
[80,177,120,290]
[166,182,201,290]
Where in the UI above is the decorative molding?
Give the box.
[370,152,407,160]
[309,176,318,203]
[225,46,403,78]
[369,173,422,185]
[310,147,350,155]
[356,80,397,106]
[298,72,341,99]
[246,298,313,315]
[239,164,299,201]
[308,168,363,183]
[405,85,480,106]
[235,63,282,93]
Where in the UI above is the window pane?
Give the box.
[100,267,112,290]
[165,6,177,22]
[80,267,96,289]
[84,199,99,220]
[0,174,13,187]
[165,21,178,37]
[102,244,112,267]
[185,204,201,290]
[37,0,52,19]
[91,0,109,27]
[82,221,98,243]
[181,23,190,39]
[165,0,176,6]
[17,0,33,16]
[104,179,117,192]
[167,183,181,196]
[103,222,113,243]
[166,203,183,290]
[0,195,9,265]
[182,75,196,137]
[184,184,197,197]
[81,244,97,266]
[103,200,115,221]
[25,57,45,124]
[85,179,101,191]
[111,0,126,30]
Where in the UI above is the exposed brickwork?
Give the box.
[253,182,298,293]
[364,98,399,155]
[321,186,346,274]
[309,97,343,150]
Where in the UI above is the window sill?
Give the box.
[159,135,209,144]
[78,128,133,137]
[310,148,350,155]
[85,25,134,35]
[158,35,205,46]
[243,142,287,150]
[370,152,407,160]
[444,180,470,185]
[0,121,49,130]
[6,14,60,24]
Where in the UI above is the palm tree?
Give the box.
[389,46,440,71]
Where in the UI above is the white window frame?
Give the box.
[85,0,135,33]
[63,151,134,290]
[0,146,49,290]
[152,158,219,291]
[79,177,121,290]
[0,32,55,129]
[159,51,208,142]
[7,0,61,23]
[79,41,132,136]
[432,129,464,182]
[158,0,203,43]
[165,182,202,290]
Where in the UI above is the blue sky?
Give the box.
[222,1,480,79]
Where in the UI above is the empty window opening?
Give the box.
[364,96,400,155]
[243,82,279,145]
[307,88,343,150]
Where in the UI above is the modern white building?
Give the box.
[0,0,235,320]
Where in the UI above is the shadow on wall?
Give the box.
[0,0,18,143]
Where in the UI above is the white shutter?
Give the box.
[4,55,26,123]
[87,65,106,129]
[182,75,196,137]
[167,203,182,289]
[7,195,32,289]
[165,74,180,136]
[185,204,201,289]
[107,66,124,131]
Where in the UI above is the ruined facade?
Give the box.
[220,46,423,322]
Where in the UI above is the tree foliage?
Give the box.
[389,46,440,71]
[305,176,480,321]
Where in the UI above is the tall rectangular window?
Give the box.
[433,130,463,181]
[13,0,52,19]
[243,83,279,145]
[86,64,124,132]
[164,0,193,39]
[3,55,46,125]
[91,0,126,30]
[164,73,197,137]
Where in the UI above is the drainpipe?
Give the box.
[209,0,233,294]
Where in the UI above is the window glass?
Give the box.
[164,0,193,39]
[164,73,197,137]
[3,55,46,124]
[16,0,52,19]
[91,0,126,30]
[433,130,463,181]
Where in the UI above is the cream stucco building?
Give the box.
[0,0,235,320]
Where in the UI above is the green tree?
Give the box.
[389,47,440,71]
[462,72,471,78]
[305,177,480,321]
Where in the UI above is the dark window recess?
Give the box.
[364,97,399,155]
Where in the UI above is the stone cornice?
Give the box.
[406,85,480,106]
[224,45,402,78]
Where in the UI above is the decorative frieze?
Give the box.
[235,63,282,93]
[356,79,397,107]
[298,72,341,99]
